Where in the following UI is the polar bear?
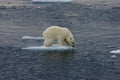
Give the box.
[42,26,75,47]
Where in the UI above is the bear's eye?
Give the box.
[70,38,72,40]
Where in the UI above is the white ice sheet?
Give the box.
[22,36,44,40]
[22,44,74,51]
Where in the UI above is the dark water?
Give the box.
[0,3,120,80]
[1,44,120,80]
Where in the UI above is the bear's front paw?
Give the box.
[44,43,52,47]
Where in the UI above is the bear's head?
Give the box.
[64,28,75,47]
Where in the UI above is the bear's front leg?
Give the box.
[44,39,52,47]
[58,37,68,46]
[57,37,64,46]
[62,39,69,46]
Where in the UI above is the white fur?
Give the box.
[42,26,74,47]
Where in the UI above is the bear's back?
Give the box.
[42,26,65,38]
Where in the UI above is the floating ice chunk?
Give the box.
[110,49,120,53]
[111,55,117,58]
[22,44,74,51]
[22,36,44,40]
[32,0,72,2]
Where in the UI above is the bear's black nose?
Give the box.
[72,42,75,47]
